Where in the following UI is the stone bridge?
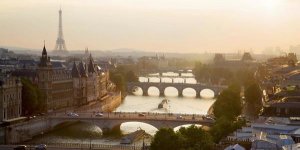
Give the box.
[127,82,227,97]
[6,112,214,144]
[48,112,214,132]
[139,68,193,76]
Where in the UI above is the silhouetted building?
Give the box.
[0,75,22,121]
[213,52,258,70]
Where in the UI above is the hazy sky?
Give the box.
[1,0,300,53]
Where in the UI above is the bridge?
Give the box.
[143,75,195,79]
[6,112,214,144]
[127,82,227,98]
[48,112,214,132]
[139,68,193,77]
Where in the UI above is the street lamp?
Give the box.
[89,135,92,150]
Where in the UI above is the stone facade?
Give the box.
[37,45,109,111]
[0,75,22,121]
[37,45,73,111]
[72,53,109,106]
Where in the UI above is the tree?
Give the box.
[244,83,262,117]
[21,78,44,115]
[110,73,125,92]
[178,125,214,150]
[126,70,138,82]
[150,128,181,150]
[213,87,242,120]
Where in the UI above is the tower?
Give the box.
[38,43,53,111]
[54,8,67,52]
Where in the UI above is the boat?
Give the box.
[158,99,169,109]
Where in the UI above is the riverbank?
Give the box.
[207,102,215,117]
[101,92,122,112]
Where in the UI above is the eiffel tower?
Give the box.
[54,8,67,52]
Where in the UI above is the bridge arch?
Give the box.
[182,88,197,98]
[51,121,103,137]
[147,86,160,96]
[174,124,202,132]
[120,121,158,136]
[164,87,179,97]
[200,89,215,99]
[131,86,143,96]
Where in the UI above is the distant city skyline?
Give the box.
[1,0,300,53]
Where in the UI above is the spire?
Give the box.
[72,61,80,78]
[42,40,47,56]
[39,41,52,67]
[78,61,87,77]
[88,53,95,73]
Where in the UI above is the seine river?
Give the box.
[29,72,216,146]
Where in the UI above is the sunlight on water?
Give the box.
[120,122,158,136]
[148,86,159,96]
[174,124,202,132]
[182,88,196,98]
[31,72,216,145]
[164,87,178,97]
[200,89,215,99]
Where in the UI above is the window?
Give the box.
[3,109,6,120]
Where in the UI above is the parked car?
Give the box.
[95,112,103,117]
[177,115,183,119]
[138,113,145,117]
[35,144,47,150]
[67,112,79,117]
[14,145,27,150]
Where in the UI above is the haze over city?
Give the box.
[1,0,300,53]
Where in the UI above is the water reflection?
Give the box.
[174,124,202,132]
[120,122,158,136]
[147,87,159,96]
[200,89,215,99]
[29,72,216,145]
[182,88,196,98]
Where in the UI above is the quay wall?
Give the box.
[101,92,122,112]
[5,117,51,144]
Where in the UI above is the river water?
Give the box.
[28,72,216,146]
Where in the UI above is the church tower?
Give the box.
[37,43,53,111]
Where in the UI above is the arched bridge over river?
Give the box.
[6,112,214,144]
[48,112,214,132]
[127,82,227,98]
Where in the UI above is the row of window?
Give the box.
[2,91,21,104]
[2,106,21,120]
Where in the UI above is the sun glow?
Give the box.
[262,0,281,12]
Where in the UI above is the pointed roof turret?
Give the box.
[78,61,87,77]
[39,41,52,67]
[72,62,80,78]
[88,53,95,73]
[42,40,47,56]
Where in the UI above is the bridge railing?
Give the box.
[49,111,215,124]
[25,142,144,150]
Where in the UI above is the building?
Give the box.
[0,75,22,121]
[212,52,258,70]
[4,45,112,113]
[37,45,73,111]
[72,53,109,106]
[262,96,300,117]
[137,54,169,71]
[267,53,297,66]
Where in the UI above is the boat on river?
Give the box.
[158,99,169,109]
